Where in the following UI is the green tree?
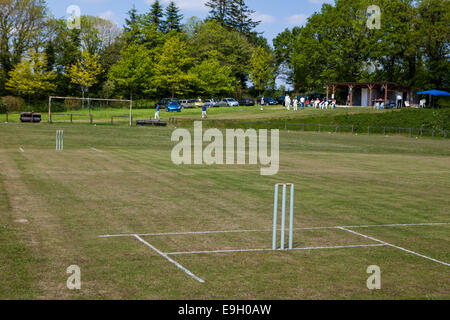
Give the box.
[0,0,47,93]
[152,37,196,97]
[65,50,103,108]
[228,0,260,35]
[124,5,140,43]
[190,54,236,97]
[250,46,275,96]
[6,51,56,106]
[108,44,154,99]
[187,20,254,88]
[143,0,165,32]
[164,1,183,33]
[205,0,231,26]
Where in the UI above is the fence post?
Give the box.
[213,120,216,128]
[267,121,270,130]
[352,125,354,134]
[5,111,8,123]
[335,125,339,133]
[444,130,447,139]
[90,114,93,124]
[285,121,287,130]
[70,114,73,124]
[368,126,370,135]
[420,128,423,137]
[383,127,386,135]
[249,121,252,129]
[232,120,235,129]
[302,123,305,132]
[111,116,114,125]
[432,129,435,138]
[318,124,321,133]
[409,128,412,137]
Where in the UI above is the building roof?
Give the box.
[327,82,410,91]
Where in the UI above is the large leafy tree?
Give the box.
[108,44,154,99]
[250,46,275,96]
[6,50,56,99]
[0,0,47,93]
[187,20,254,88]
[65,50,103,105]
[152,37,196,97]
[190,54,236,97]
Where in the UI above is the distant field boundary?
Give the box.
[168,118,449,139]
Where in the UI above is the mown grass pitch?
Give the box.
[0,123,449,299]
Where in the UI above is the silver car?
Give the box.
[219,98,239,107]
[179,99,196,109]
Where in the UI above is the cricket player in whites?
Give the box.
[155,104,161,121]
[285,94,291,111]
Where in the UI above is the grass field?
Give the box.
[0,121,449,300]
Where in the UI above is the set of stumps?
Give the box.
[273,183,295,250]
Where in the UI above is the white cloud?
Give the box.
[286,14,308,26]
[155,0,209,12]
[308,0,333,4]
[253,12,276,24]
[99,10,117,23]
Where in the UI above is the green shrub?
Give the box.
[0,96,26,113]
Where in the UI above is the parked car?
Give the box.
[239,98,255,106]
[276,96,285,105]
[204,99,220,108]
[218,98,239,107]
[166,101,182,112]
[179,99,196,109]
[157,98,178,108]
[263,97,278,105]
[194,99,204,107]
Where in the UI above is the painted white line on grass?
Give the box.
[166,244,386,256]
[338,227,450,267]
[98,222,450,238]
[133,235,205,283]
[19,147,24,153]
[90,147,103,153]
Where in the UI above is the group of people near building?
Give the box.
[283,94,337,111]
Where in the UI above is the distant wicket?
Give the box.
[56,130,64,151]
[272,183,294,250]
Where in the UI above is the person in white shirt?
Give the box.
[300,96,305,109]
[261,97,264,111]
[293,98,298,111]
[285,95,291,110]
[396,94,403,109]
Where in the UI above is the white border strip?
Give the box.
[90,148,103,153]
[19,147,24,153]
[167,244,386,256]
[338,227,450,267]
[133,235,205,283]
[99,222,450,238]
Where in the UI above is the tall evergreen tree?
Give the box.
[205,0,231,26]
[229,0,260,35]
[164,1,183,33]
[147,0,165,31]
[124,5,140,43]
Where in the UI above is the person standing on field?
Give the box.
[261,96,265,111]
[300,96,305,110]
[202,105,207,119]
[155,104,161,121]
[285,94,291,111]
[293,97,298,111]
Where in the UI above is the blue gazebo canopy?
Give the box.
[417,90,450,96]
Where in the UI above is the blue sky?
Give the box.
[46,0,333,42]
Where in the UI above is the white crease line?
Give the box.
[98,222,450,238]
[338,227,450,267]
[166,244,386,256]
[19,147,24,153]
[133,235,205,283]
[90,148,103,153]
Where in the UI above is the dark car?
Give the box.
[263,97,278,105]
[239,98,255,106]
[276,96,285,105]
[157,98,178,108]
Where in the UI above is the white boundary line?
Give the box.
[338,227,450,267]
[99,222,450,238]
[90,147,103,153]
[19,147,24,153]
[166,244,386,256]
[133,235,205,283]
